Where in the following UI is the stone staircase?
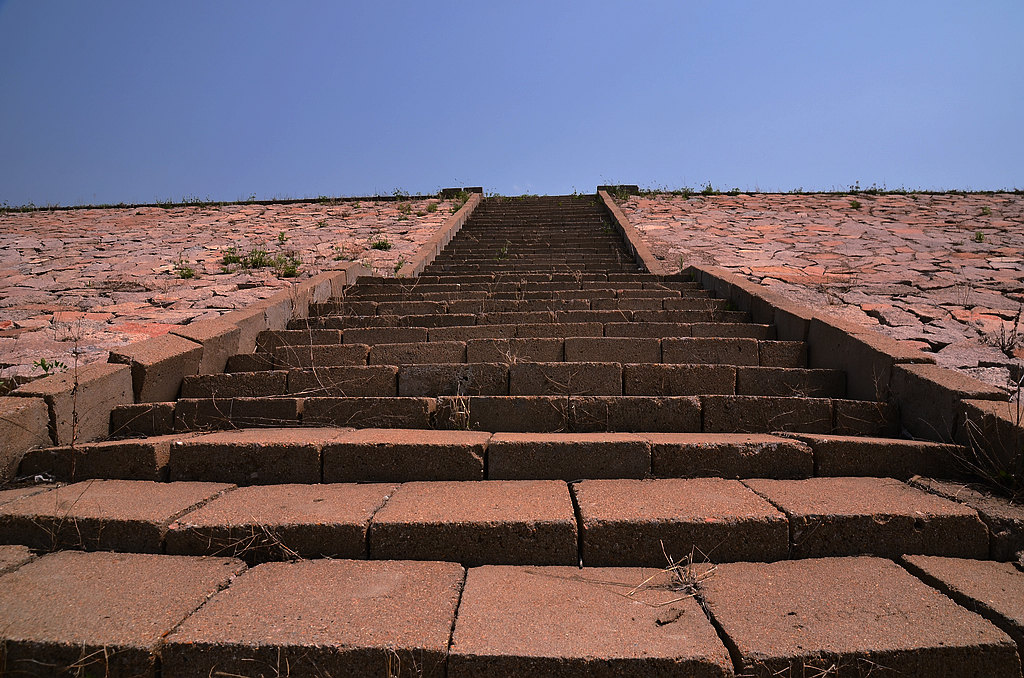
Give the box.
[1,195,1022,677]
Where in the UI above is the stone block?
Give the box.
[370,480,577,566]
[569,396,701,433]
[702,395,832,433]
[399,362,509,396]
[109,334,202,402]
[171,318,241,374]
[623,363,735,395]
[110,402,175,437]
[0,396,51,480]
[573,478,788,565]
[662,337,758,365]
[649,432,813,479]
[287,365,397,397]
[323,428,488,482]
[14,362,132,444]
[744,477,989,559]
[509,362,621,396]
[891,363,1007,442]
[19,435,178,482]
[487,432,650,480]
[700,557,1019,677]
[303,396,435,429]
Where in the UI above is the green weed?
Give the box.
[370,234,392,251]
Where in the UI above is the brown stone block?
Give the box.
[691,322,772,339]
[273,342,368,368]
[0,551,243,678]
[736,367,845,398]
[399,362,509,396]
[162,559,463,678]
[604,321,693,338]
[784,433,968,480]
[570,395,701,433]
[957,398,1024,473]
[564,337,661,363]
[891,363,1008,442]
[171,318,241,374]
[180,370,288,398]
[649,432,813,479]
[744,477,989,558]
[573,478,789,565]
[0,396,50,480]
[110,402,174,437]
[902,555,1024,657]
[220,305,270,354]
[170,427,340,484]
[832,398,899,436]
[167,483,396,562]
[343,326,428,344]
[757,340,807,367]
[14,362,133,444]
[509,361,621,396]
[369,340,466,365]
[0,479,232,552]
[701,395,833,433]
[287,365,397,397]
[109,334,202,403]
[623,363,735,395]
[662,337,758,365]
[487,432,650,480]
[427,324,517,341]
[324,428,487,482]
[515,321,605,338]
[19,435,178,482]
[466,338,564,363]
[701,557,1019,677]
[449,565,733,677]
[303,396,435,429]
[0,543,32,574]
[908,476,1024,561]
[436,395,569,432]
[255,328,341,353]
[370,480,577,565]
[174,397,301,431]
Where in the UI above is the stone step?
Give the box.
[266,321,768,347]
[151,394,894,435]
[232,337,806,370]
[0,477,993,563]
[182,363,845,400]
[23,429,966,486]
[3,550,1017,677]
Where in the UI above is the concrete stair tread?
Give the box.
[2,550,1018,677]
[0,477,997,565]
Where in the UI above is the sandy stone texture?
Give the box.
[0,197,462,379]
[618,193,1024,390]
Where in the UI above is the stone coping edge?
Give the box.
[684,263,1018,463]
[4,262,375,468]
[399,192,483,278]
[596,190,667,275]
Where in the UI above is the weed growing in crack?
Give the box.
[370,234,392,251]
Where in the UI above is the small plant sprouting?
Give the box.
[981,205,992,216]
[974,231,985,243]
[370,234,392,251]
[173,256,196,279]
[316,218,328,228]
[33,357,68,376]
[700,182,717,196]
[849,199,862,209]
[278,231,288,244]
[274,253,300,278]
[495,241,510,260]
[426,201,438,213]
[393,257,406,276]
[397,202,412,215]
[222,247,242,265]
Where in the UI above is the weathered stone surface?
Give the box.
[170,427,343,484]
[19,434,177,481]
[400,362,509,396]
[13,362,132,444]
[109,333,203,402]
[569,395,701,433]
[510,361,621,396]
[450,565,733,677]
[288,365,398,396]
[167,483,396,562]
[0,551,243,678]
[909,475,1024,560]
[487,432,650,480]
[171,318,241,374]
[648,432,812,479]
[0,543,32,573]
[891,362,1007,442]
[323,428,487,482]
[902,555,1024,656]
[745,477,989,558]
[783,433,969,480]
[370,480,577,565]
[0,479,232,552]
[700,556,1020,677]
[702,395,832,434]
[573,478,789,565]
[0,395,51,480]
[162,559,464,677]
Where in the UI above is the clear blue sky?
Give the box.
[1,1,1021,206]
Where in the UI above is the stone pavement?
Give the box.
[617,192,1024,391]
[0,198,462,382]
